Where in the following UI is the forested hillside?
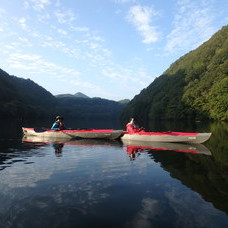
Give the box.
[55,96,127,119]
[0,69,56,118]
[122,25,228,122]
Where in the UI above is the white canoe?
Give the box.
[22,128,123,140]
[121,131,212,143]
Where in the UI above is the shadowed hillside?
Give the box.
[0,69,127,120]
[55,96,127,120]
[0,69,56,119]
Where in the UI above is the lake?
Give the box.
[0,119,228,228]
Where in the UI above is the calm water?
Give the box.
[0,119,228,228]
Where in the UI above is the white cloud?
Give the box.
[101,64,149,88]
[8,52,80,77]
[164,0,216,53]
[127,5,160,44]
[6,51,106,92]
[54,9,76,24]
[37,12,51,22]
[18,37,33,47]
[57,28,68,35]
[70,26,90,32]
[18,17,28,30]
[24,0,51,11]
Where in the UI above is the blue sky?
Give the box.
[0,0,227,100]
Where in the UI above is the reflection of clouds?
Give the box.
[1,143,227,227]
[0,144,136,227]
[129,198,161,228]
[127,181,228,228]
[164,184,225,228]
[50,181,110,212]
[0,147,79,188]
[0,144,129,194]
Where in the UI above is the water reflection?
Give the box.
[122,140,212,156]
[146,148,228,215]
[121,137,228,216]
[20,135,228,216]
[52,143,64,157]
[22,136,123,157]
[0,121,228,227]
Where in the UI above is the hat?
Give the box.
[55,116,63,121]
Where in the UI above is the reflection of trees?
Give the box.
[147,150,228,214]
[136,120,228,214]
[206,121,228,166]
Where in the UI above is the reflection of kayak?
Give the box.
[121,131,211,143]
[122,139,212,155]
[22,136,122,147]
[22,127,123,140]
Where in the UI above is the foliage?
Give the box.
[122,25,228,122]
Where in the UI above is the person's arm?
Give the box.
[51,122,60,130]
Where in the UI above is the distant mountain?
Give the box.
[55,96,127,119]
[0,68,56,118]
[122,25,228,122]
[54,93,129,119]
[74,92,90,98]
[56,92,90,99]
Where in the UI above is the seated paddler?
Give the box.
[126,118,145,134]
[51,116,66,130]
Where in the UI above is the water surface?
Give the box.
[0,119,227,228]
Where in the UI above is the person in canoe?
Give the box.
[126,118,145,134]
[51,116,66,130]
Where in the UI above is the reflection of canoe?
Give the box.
[22,127,123,140]
[22,137,123,159]
[121,131,211,143]
[22,136,122,147]
[122,139,212,155]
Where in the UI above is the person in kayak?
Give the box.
[51,116,66,130]
[126,118,145,134]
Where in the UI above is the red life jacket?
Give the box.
[126,123,141,134]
